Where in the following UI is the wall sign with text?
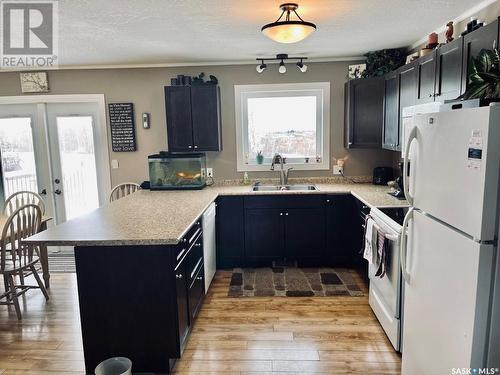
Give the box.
[108,103,137,152]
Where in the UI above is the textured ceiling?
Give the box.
[57,0,483,67]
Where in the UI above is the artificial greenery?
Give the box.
[459,48,500,100]
[361,48,407,78]
[191,72,218,85]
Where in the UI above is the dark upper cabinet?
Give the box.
[344,77,384,149]
[285,208,325,265]
[165,86,193,152]
[398,62,419,146]
[461,19,499,94]
[216,196,245,269]
[191,85,222,152]
[245,209,286,264]
[416,51,437,104]
[326,195,361,267]
[435,38,464,101]
[165,85,222,152]
[382,71,400,151]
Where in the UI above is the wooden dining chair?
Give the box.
[3,191,46,216]
[0,204,49,320]
[109,182,141,202]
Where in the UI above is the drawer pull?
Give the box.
[176,274,183,279]
[191,258,203,279]
[188,228,202,244]
[196,276,203,281]
[176,248,186,261]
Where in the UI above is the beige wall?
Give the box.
[0,62,396,186]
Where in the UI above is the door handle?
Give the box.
[400,207,414,284]
[54,189,62,195]
[403,126,418,205]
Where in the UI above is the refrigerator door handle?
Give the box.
[400,207,414,284]
[403,126,418,206]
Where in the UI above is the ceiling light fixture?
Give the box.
[255,54,308,74]
[256,60,267,73]
[261,3,316,44]
[296,59,307,72]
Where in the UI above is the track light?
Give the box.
[279,60,287,74]
[256,60,267,73]
[296,60,307,72]
[255,54,308,75]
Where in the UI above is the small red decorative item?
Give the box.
[446,21,454,43]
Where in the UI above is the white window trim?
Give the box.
[234,82,330,172]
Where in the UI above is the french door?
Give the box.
[0,98,110,225]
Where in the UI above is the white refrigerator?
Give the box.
[401,104,500,374]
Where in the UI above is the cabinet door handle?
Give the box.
[326,199,330,203]
[176,274,183,279]
[188,145,192,149]
[196,276,203,281]
[194,243,202,247]
[285,212,289,216]
[194,145,198,149]
[280,212,283,216]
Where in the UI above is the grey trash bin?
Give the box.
[94,357,132,375]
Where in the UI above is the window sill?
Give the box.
[237,162,329,172]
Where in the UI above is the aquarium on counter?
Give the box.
[148,152,207,190]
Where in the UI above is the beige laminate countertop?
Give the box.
[25,183,408,247]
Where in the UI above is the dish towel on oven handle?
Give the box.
[363,217,378,265]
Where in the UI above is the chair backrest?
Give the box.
[109,182,141,202]
[3,191,46,217]
[0,204,42,271]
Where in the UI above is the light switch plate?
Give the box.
[333,165,343,175]
[111,159,119,169]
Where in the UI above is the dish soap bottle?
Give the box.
[243,172,251,185]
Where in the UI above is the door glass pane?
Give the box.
[0,117,38,198]
[56,116,99,220]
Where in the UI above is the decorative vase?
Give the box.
[256,154,264,164]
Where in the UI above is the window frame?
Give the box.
[234,82,330,172]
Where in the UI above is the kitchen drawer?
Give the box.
[175,222,202,269]
[188,264,205,320]
[181,220,202,247]
[244,195,325,209]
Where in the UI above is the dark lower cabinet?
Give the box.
[285,208,325,264]
[382,71,400,151]
[216,196,244,268]
[175,258,189,352]
[344,77,384,148]
[245,208,285,265]
[435,38,463,101]
[188,265,205,320]
[216,194,363,267]
[461,19,499,94]
[326,195,362,266]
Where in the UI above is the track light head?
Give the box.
[256,61,267,73]
[296,60,308,73]
[279,60,287,74]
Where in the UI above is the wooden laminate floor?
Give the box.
[0,270,401,374]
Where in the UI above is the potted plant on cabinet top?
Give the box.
[458,48,500,106]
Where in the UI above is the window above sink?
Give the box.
[234,82,330,172]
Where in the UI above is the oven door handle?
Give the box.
[400,207,414,284]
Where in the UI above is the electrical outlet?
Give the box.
[333,165,343,175]
[206,168,214,178]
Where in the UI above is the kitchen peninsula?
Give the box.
[25,183,408,374]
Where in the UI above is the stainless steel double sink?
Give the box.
[251,184,319,192]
